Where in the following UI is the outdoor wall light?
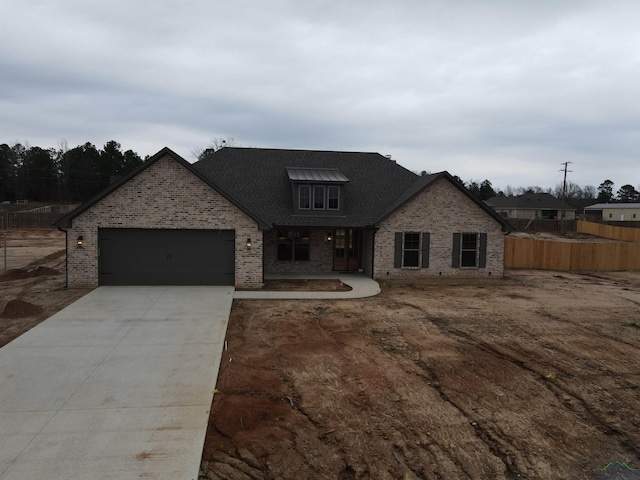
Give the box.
[326,232,333,242]
[77,235,84,248]
[246,238,252,249]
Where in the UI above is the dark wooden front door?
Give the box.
[333,229,362,271]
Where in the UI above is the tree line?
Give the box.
[454,177,640,210]
[0,141,144,203]
[1,139,638,207]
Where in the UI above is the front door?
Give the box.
[333,229,362,271]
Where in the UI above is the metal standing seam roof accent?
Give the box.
[286,167,350,183]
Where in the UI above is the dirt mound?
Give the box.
[28,249,66,266]
[2,299,43,318]
[0,266,59,282]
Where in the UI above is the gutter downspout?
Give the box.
[370,225,379,279]
[57,226,68,289]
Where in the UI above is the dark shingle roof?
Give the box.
[485,193,575,211]
[57,147,511,232]
[194,147,419,228]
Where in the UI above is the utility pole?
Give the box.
[559,161,572,234]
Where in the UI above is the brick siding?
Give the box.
[374,178,505,279]
[64,154,262,288]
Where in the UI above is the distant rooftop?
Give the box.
[584,203,640,209]
[485,193,575,210]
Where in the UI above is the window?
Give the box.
[461,233,478,267]
[403,233,420,267]
[277,229,310,261]
[328,186,340,210]
[298,185,310,209]
[394,232,430,268]
[296,184,341,211]
[452,233,487,268]
[313,186,325,209]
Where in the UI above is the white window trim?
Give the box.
[327,185,340,210]
[298,185,311,210]
[313,185,326,210]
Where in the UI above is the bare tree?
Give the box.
[192,136,237,160]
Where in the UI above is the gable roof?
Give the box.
[56,146,511,233]
[377,171,512,231]
[55,147,271,229]
[194,147,419,228]
[485,193,575,211]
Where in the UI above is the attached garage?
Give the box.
[98,228,235,286]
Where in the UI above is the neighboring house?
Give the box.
[584,203,640,221]
[485,193,576,220]
[55,147,511,288]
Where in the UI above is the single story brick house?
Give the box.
[55,147,511,288]
[485,193,576,220]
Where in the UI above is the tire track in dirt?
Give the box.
[355,298,526,477]
[408,307,640,461]
[412,358,521,479]
[356,301,518,478]
[298,306,506,478]
[534,307,639,352]
[380,289,639,476]
[202,276,640,479]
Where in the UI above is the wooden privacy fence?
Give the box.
[505,237,640,271]
[577,220,640,242]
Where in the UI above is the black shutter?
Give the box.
[452,233,461,268]
[479,233,487,268]
[394,232,403,268]
[421,232,430,268]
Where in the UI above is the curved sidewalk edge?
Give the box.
[233,273,381,299]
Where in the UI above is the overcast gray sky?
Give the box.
[1,0,638,191]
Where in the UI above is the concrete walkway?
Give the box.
[234,272,381,299]
[0,286,234,480]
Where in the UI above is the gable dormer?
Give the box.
[286,167,349,214]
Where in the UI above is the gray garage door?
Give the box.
[98,229,235,285]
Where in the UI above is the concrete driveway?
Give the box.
[0,286,234,480]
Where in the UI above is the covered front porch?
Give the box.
[263,227,375,277]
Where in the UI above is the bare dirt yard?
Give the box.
[1,229,638,480]
[201,272,640,480]
[0,228,90,346]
